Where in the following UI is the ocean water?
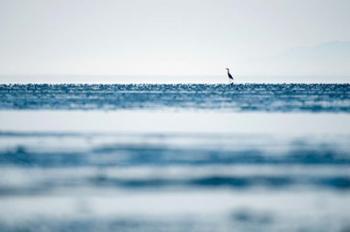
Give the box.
[1,84,349,111]
[0,84,350,232]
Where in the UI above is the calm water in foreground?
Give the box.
[0,84,349,232]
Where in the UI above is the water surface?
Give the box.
[1,84,349,112]
[0,84,349,232]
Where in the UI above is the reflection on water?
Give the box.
[0,84,350,232]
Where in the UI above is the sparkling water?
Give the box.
[0,84,349,232]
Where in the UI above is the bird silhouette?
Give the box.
[226,68,234,83]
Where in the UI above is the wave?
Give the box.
[1,143,349,167]
[1,165,349,196]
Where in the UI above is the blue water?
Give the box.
[0,84,350,232]
[1,84,349,111]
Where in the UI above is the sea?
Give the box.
[0,84,349,232]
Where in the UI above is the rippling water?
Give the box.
[0,84,350,232]
[1,84,349,111]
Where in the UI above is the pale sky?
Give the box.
[0,0,349,83]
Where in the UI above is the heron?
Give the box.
[226,68,234,83]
